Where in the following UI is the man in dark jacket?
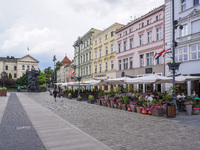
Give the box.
[53,88,58,102]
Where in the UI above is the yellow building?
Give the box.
[92,22,124,91]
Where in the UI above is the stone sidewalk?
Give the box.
[0,93,112,150]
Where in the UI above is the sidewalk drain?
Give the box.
[16,126,31,130]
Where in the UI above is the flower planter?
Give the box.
[87,99,94,104]
[163,105,167,114]
[113,103,117,109]
[168,63,180,70]
[142,109,148,114]
[122,104,127,110]
[127,107,132,112]
[107,102,111,108]
[186,105,192,116]
[3,90,7,96]
[0,90,3,96]
[130,104,136,112]
[152,109,163,117]
[118,102,122,110]
[110,100,114,108]
[148,111,152,115]
[192,110,199,115]
[97,100,101,105]
[136,106,142,113]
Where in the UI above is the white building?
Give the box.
[165,0,200,95]
[0,55,39,79]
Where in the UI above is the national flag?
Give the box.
[153,53,160,60]
[71,71,75,77]
[162,48,172,57]
[158,49,165,56]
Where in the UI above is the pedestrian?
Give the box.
[191,90,196,98]
[53,88,58,102]
[194,93,200,104]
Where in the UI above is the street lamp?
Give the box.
[172,0,183,115]
[75,36,83,99]
[53,55,57,88]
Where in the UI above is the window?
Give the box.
[139,34,144,46]
[148,31,152,43]
[141,22,144,27]
[111,44,114,53]
[175,47,188,62]
[118,43,121,53]
[147,20,149,25]
[157,55,162,64]
[14,66,17,70]
[89,52,91,60]
[123,58,128,70]
[27,65,30,70]
[86,66,88,75]
[95,65,97,73]
[111,60,114,70]
[89,65,91,74]
[194,0,199,6]
[140,55,144,67]
[99,48,102,57]
[95,50,97,59]
[156,16,159,21]
[81,56,83,63]
[99,64,102,73]
[191,19,200,34]
[190,44,200,60]
[147,52,154,66]
[105,62,108,71]
[105,46,108,55]
[129,57,133,69]
[111,31,114,37]
[14,73,17,78]
[5,65,8,70]
[156,27,162,40]
[182,0,186,11]
[105,34,108,40]
[81,68,83,76]
[119,60,122,70]
[83,67,85,76]
[83,55,85,63]
[86,53,88,62]
[181,24,188,36]
[99,38,102,43]
[129,28,132,33]
[130,38,133,49]
[95,40,97,45]
[124,41,127,51]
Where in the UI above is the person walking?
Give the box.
[53,88,58,102]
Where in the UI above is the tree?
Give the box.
[16,74,28,86]
[44,67,54,83]
[55,61,62,71]
[9,73,12,79]
[38,71,48,85]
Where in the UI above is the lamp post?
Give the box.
[76,36,83,99]
[53,55,57,88]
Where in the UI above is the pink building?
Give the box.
[116,5,165,92]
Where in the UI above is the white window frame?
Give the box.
[148,31,152,43]
[124,41,127,51]
[129,57,133,69]
[118,43,121,53]
[105,62,108,71]
[105,46,108,55]
[181,24,188,37]
[111,44,114,53]
[99,64,102,73]
[190,44,200,60]
[139,34,144,46]
[140,55,144,67]
[119,60,122,70]
[111,60,114,70]
[130,38,133,49]
[182,0,186,11]
[156,27,162,40]
[95,65,97,73]
[95,50,97,59]
[123,58,128,70]
[99,48,102,57]
[146,52,154,66]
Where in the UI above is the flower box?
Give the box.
[122,104,127,110]
[152,109,163,117]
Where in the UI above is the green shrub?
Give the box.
[2,87,7,90]
[40,85,47,91]
[88,95,94,100]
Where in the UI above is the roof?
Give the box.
[61,56,72,63]
[0,56,19,62]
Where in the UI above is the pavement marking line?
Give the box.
[17,93,113,150]
[0,93,10,124]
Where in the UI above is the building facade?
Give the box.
[73,28,102,82]
[165,0,200,95]
[92,23,124,90]
[116,5,165,93]
[0,55,39,79]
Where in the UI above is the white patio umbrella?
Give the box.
[164,75,200,83]
[125,74,171,84]
[102,77,133,85]
[82,80,101,86]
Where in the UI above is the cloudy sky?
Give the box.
[0,0,164,70]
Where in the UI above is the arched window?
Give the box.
[5,65,8,70]
[14,66,17,70]
[182,0,186,11]
[27,65,30,70]
[22,65,25,70]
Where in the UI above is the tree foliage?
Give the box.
[38,71,48,84]
[16,74,28,86]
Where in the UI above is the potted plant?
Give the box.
[68,93,72,99]
[87,95,94,104]
[192,107,199,115]
[167,62,181,70]
[2,87,7,96]
[77,95,82,101]
[117,98,123,110]
[113,102,117,109]
[109,97,115,108]
[184,101,194,115]
[130,102,137,112]
[96,99,101,105]
[151,105,164,117]
[0,88,3,96]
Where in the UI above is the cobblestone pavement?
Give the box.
[0,93,46,150]
[24,92,200,150]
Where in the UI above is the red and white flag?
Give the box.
[162,48,172,57]
[153,53,160,60]
[71,71,75,77]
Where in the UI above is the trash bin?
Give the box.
[167,102,176,118]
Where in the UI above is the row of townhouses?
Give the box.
[58,0,200,95]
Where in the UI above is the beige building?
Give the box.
[0,55,39,79]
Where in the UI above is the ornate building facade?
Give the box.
[0,55,39,79]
